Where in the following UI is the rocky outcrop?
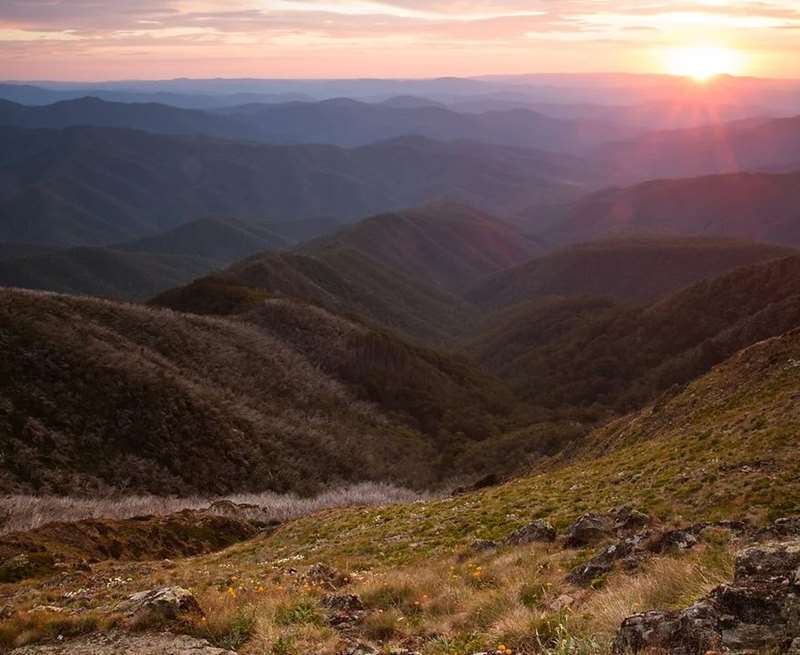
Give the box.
[115,587,203,623]
[567,534,647,586]
[566,520,749,587]
[307,562,350,590]
[10,631,235,654]
[506,519,556,545]
[321,593,366,630]
[564,506,650,548]
[613,540,800,654]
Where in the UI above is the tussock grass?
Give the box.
[0,483,431,535]
[579,547,735,644]
[0,609,115,649]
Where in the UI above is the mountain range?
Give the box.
[0,125,605,248]
[0,96,633,153]
[544,171,800,246]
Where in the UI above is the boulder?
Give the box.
[115,587,202,622]
[757,516,800,540]
[647,528,698,553]
[506,519,556,545]
[611,506,651,532]
[613,540,800,654]
[567,537,640,586]
[320,593,365,613]
[735,541,800,583]
[307,562,349,589]
[564,513,614,547]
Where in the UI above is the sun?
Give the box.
[664,46,741,82]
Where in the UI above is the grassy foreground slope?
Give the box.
[2,324,799,653]
[0,289,514,496]
[251,327,800,566]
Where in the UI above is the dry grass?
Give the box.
[0,524,739,654]
[0,483,431,535]
[580,544,735,642]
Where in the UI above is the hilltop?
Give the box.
[301,204,543,293]
[152,205,541,341]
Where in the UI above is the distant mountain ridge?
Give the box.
[545,171,800,247]
[302,204,543,293]
[0,218,289,301]
[467,237,793,307]
[0,96,638,153]
[152,205,541,340]
[600,115,800,178]
[0,125,604,247]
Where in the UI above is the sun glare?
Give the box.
[664,46,741,81]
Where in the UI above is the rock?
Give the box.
[613,601,723,655]
[735,541,800,583]
[321,593,365,612]
[647,528,698,553]
[566,536,642,586]
[788,637,800,655]
[10,631,235,654]
[470,539,500,552]
[613,539,800,654]
[115,587,202,622]
[564,513,614,548]
[321,593,365,629]
[754,516,800,541]
[506,519,556,545]
[345,643,379,655]
[0,605,13,619]
[307,562,349,589]
[611,506,651,532]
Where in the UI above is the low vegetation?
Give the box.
[0,483,429,535]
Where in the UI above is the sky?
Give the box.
[1,1,799,81]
